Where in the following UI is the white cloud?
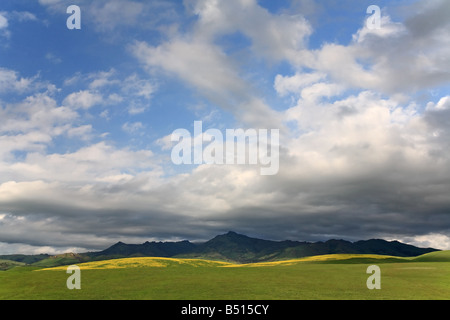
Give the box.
[122,121,144,134]
[45,52,62,64]
[353,15,406,44]
[63,70,155,114]
[122,74,156,100]
[426,96,450,111]
[186,0,312,62]
[0,68,35,93]
[0,142,155,184]
[9,11,38,22]
[274,72,325,96]
[132,38,283,129]
[0,132,51,161]
[130,0,314,128]
[87,69,119,89]
[38,0,62,5]
[0,12,8,29]
[132,39,243,98]
[299,82,344,103]
[63,90,103,110]
[89,0,145,32]
[0,98,77,163]
[395,234,450,250]
[1,93,78,135]
[155,133,173,151]
[0,239,89,255]
[0,10,39,39]
[67,124,93,140]
[305,2,450,95]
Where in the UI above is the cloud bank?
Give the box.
[1,0,450,253]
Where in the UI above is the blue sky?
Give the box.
[1,0,450,254]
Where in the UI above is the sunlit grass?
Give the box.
[223,254,409,267]
[38,254,410,271]
[39,257,232,271]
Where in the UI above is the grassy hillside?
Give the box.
[39,253,410,270]
[410,250,450,262]
[32,253,91,268]
[42,257,231,270]
[0,252,449,300]
[224,254,410,266]
[0,259,25,271]
[0,254,49,265]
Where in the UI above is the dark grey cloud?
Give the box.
[404,0,450,38]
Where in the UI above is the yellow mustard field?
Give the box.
[38,257,232,271]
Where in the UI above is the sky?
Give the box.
[0,0,450,254]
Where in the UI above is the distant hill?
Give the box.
[84,231,439,263]
[0,231,439,266]
[32,253,91,268]
[0,259,26,271]
[89,240,196,259]
[0,254,50,265]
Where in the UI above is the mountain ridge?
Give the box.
[0,231,439,266]
[94,231,438,263]
[81,231,438,263]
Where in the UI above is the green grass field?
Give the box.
[1,252,450,300]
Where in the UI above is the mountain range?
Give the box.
[0,231,439,268]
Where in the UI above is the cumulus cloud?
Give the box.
[122,121,145,134]
[403,234,450,251]
[130,0,314,129]
[62,90,103,110]
[304,1,450,95]
[274,72,326,97]
[0,68,38,93]
[185,0,312,62]
[0,93,78,160]
[131,34,283,129]
[63,69,156,115]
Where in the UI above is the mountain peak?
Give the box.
[223,231,246,238]
[206,231,250,242]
